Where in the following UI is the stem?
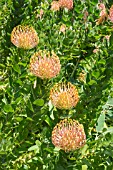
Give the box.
[70,58,80,78]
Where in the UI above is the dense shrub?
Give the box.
[0,0,113,169]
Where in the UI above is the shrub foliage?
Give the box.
[0,0,113,169]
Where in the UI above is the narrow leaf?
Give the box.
[28,145,38,151]
[27,100,34,112]
[96,113,105,132]
[13,64,21,74]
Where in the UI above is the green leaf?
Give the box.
[35,140,41,147]
[33,99,44,106]
[48,100,53,111]
[107,127,113,134]
[32,157,38,161]
[110,33,113,47]
[82,165,88,170]
[88,80,97,85]
[14,117,23,122]
[107,98,113,106]
[92,71,100,79]
[81,144,88,156]
[103,127,113,135]
[43,148,53,153]
[96,113,105,132]
[28,145,39,151]
[37,157,44,164]
[26,117,34,121]
[50,111,55,120]
[4,104,14,113]
[54,147,60,152]
[27,100,34,112]
[23,165,28,170]
[13,64,21,74]
[98,59,106,65]
[45,116,52,126]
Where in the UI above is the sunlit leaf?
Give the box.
[82,165,88,170]
[107,98,113,106]
[28,145,39,151]
[33,99,44,106]
[13,64,21,74]
[96,113,105,132]
[3,104,14,113]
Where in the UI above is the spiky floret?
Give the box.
[30,50,61,79]
[50,82,79,109]
[59,0,73,10]
[52,119,86,152]
[11,25,39,49]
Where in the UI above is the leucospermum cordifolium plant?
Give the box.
[0,0,113,169]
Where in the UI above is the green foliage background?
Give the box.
[0,0,113,169]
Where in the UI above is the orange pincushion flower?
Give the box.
[52,119,86,152]
[51,1,60,11]
[96,3,107,25]
[11,25,39,49]
[108,5,113,22]
[50,82,79,109]
[30,50,61,79]
[59,0,73,10]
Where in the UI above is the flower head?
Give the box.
[108,5,113,22]
[59,0,73,10]
[50,82,79,109]
[11,25,39,49]
[52,119,86,152]
[51,1,60,11]
[30,50,61,79]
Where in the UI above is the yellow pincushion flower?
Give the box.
[50,82,79,109]
[11,25,39,49]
